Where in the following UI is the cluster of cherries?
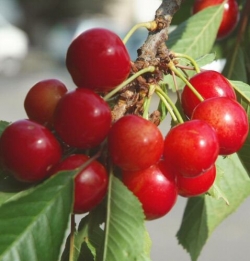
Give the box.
[0,0,247,221]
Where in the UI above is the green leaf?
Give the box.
[97,175,151,261]
[0,192,18,207]
[157,83,169,121]
[168,5,224,58]
[60,204,106,261]
[207,165,229,205]
[165,5,223,90]
[0,169,34,207]
[0,168,33,194]
[195,53,216,68]
[0,171,74,261]
[0,121,9,137]
[230,80,250,176]
[223,46,247,82]
[177,154,250,261]
[171,0,195,25]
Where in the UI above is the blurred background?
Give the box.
[0,0,249,260]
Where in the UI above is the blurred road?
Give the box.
[0,52,249,261]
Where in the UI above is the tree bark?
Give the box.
[111,0,185,122]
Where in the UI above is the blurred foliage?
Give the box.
[172,0,250,84]
[16,0,111,22]
[15,0,114,44]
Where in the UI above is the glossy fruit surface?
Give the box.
[108,115,164,171]
[122,161,177,220]
[24,79,68,128]
[192,0,239,39]
[163,120,219,177]
[50,154,108,214]
[66,28,131,92]
[53,88,112,149]
[0,119,62,183]
[181,70,236,118]
[176,164,216,197]
[192,97,249,155]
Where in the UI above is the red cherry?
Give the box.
[192,0,239,39]
[50,154,108,214]
[192,97,249,155]
[176,164,216,197]
[0,119,62,183]
[122,161,178,220]
[108,115,164,171]
[163,120,219,177]
[24,79,68,128]
[181,70,236,118]
[53,88,112,149]
[66,28,131,92]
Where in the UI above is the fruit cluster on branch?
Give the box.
[112,0,185,122]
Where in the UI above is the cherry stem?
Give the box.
[69,214,75,261]
[173,53,200,73]
[123,21,157,44]
[101,163,115,261]
[103,66,155,101]
[142,84,155,119]
[155,85,184,124]
[168,61,204,102]
[67,145,105,261]
[176,64,196,71]
[171,69,181,102]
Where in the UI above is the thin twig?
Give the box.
[69,214,75,261]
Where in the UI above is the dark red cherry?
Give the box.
[0,119,62,183]
[53,88,112,149]
[66,28,131,92]
[50,154,108,214]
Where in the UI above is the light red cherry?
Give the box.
[122,161,178,220]
[181,70,236,119]
[163,119,219,177]
[108,115,164,171]
[192,97,249,155]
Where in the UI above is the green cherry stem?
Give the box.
[173,53,201,73]
[68,145,104,261]
[168,61,204,102]
[103,66,155,101]
[142,84,156,119]
[155,86,184,124]
[123,21,157,44]
[69,214,75,261]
